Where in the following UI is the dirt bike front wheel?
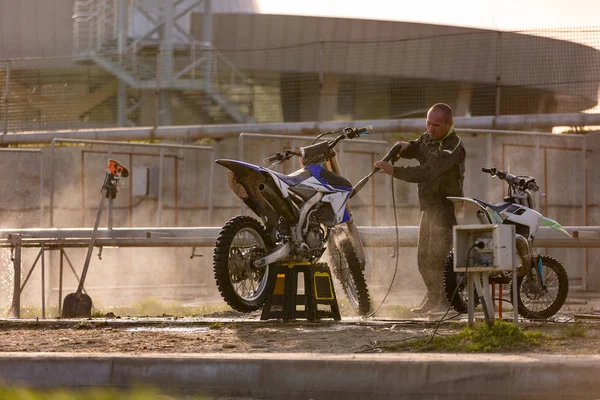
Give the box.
[325,226,371,316]
[510,255,569,320]
[213,215,272,312]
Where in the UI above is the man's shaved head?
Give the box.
[429,103,454,124]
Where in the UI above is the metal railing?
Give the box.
[1,224,598,318]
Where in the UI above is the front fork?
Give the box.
[516,234,546,291]
[533,254,547,290]
[328,155,367,267]
[521,249,547,292]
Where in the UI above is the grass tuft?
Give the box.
[2,299,231,319]
[0,386,203,399]
[386,320,548,353]
[562,321,589,338]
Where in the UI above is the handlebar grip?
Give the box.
[344,125,372,139]
[482,167,492,174]
[524,179,539,191]
[356,125,372,134]
[526,182,537,191]
[263,154,281,163]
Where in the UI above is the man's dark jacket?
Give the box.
[392,127,466,210]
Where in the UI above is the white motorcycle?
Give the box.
[444,167,570,319]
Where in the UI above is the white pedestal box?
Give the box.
[453,224,516,272]
[452,224,518,326]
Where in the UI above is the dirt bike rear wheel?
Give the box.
[326,227,371,316]
[213,215,272,312]
[443,250,480,313]
[510,255,569,320]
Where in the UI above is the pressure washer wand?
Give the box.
[350,142,404,199]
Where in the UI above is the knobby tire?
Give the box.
[327,227,371,316]
[213,215,271,312]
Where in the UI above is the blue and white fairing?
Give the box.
[262,162,352,224]
[219,159,352,224]
[294,164,352,223]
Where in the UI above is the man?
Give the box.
[374,103,465,314]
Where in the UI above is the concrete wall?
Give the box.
[0,130,598,314]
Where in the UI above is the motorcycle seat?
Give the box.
[271,169,312,186]
[272,167,352,189]
[473,198,512,212]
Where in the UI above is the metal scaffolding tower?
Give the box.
[72,0,255,126]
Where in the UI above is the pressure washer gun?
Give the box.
[103,159,130,199]
[350,142,404,198]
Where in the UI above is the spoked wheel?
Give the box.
[213,216,272,312]
[443,251,480,313]
[325,226,371,316]
[510,255,569,320]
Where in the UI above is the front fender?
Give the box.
[540,216,572,238]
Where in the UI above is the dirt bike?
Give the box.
[444,167,570,319]
[213,126,389,316]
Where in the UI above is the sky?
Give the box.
[252,0,600,31]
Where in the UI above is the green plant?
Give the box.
[91,309,106,318]
[12,298,230,319]
[91,298,230,318]
[73,321,94,330]
[562,321,589,338]
[208,321,223,330]
[7,306,61,319]
[385,320,547,353]
[0,386,207,399]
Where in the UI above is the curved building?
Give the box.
[0,0,599,129]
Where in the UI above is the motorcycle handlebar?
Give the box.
[482,167,539,192]
[263,150,301,164]
[525,179,540,191]
[263,153,282,163]
[354,125,372,135]
[264,125,372,165]
[341,125,372,139]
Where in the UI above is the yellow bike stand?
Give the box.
[260,262,341,322]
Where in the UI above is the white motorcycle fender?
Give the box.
[540,216,572,238]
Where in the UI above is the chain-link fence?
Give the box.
[1,27,599,132]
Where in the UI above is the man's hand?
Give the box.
[374,161,393,175]
[393,141,409,159]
